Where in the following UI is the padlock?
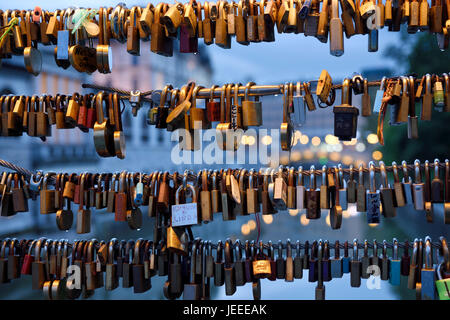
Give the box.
[431,158,444,203]
[408,239,419,289]
[366,161,381,224]
[200,169,213,222]
[333,78,359,141]
[421,237,436,300]
[293,240,303,279]
[412,159,425,210]
[350,239,361,287]
[296,166,306,210]
[389,238,401,286]
[331,240,343,278]
[320,165,330,209]
[247,169,260,214]
[242,81,263,128]
[273,166,288,211]
[262,168,277,215]
[105,239,119,291]
[32,239,48,290]
[357,163,367,212]
[39,173,56,214]
[132,239,151,293]
[391,161,406,207]
[280,84,294,151]
[233,169,248,216]
[379,161,396,217]
[223,239,236,296]
[306,165,321,219]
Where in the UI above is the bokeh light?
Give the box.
[372,150,383,160]
[367,133,379,144]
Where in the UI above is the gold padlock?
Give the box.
[242,81,263,128]
[200,169,213,222]
[40,173,56,214]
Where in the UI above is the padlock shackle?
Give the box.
[434,158,440,178]
[352,239,358,261]
[425,73,431,93]
[369,161,376,192]
[324,240,330,260]
[297,166,304,186]
[358,163,364,185]
[363,239,369,257]
[379,161,389,188]
[424,236,433,269]
[321,165,327,185]
[310,165,316,190]
[224,238,233,266]
[216,240,223,263]
[338,164,345,188]
[235,239,242,261]
[317,240,323,260]
[439,236,450,272]
[393,238,398,260]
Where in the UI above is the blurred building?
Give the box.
[0,42,212,236]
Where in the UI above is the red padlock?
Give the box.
[77,94,89,132]
[86,95,97,129]
[21,240,37,275]
[207,85,221,122]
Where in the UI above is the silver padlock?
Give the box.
[130,90,142,116]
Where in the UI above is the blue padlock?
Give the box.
[421,237,436,300]
[342,241,351,274]
[309,241,318,282]
[389,238,401,286]
[330,240,343,278]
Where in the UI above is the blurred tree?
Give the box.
[366,29,450,163]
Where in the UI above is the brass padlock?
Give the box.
[161,3,183,34]
[280,84,294,151]
[287,167,296,209]
[40,173,56,214]
[320,165,330,209]
[76,173,91,234]
[200,169,213,223]
[215,1,231,48]
[242,81,263,128]
[317,0,330,42]
[190,85,208,130]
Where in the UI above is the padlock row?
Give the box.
[0,92,126,158]
[2,71,450,157]
[1,0,450,76]
[0,236,448,300]
[0,158,449,234]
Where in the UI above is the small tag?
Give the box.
[252,260,272,275]
[171,202,198,227]
[373,89,384,113]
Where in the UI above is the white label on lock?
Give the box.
[171,202,198,227]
